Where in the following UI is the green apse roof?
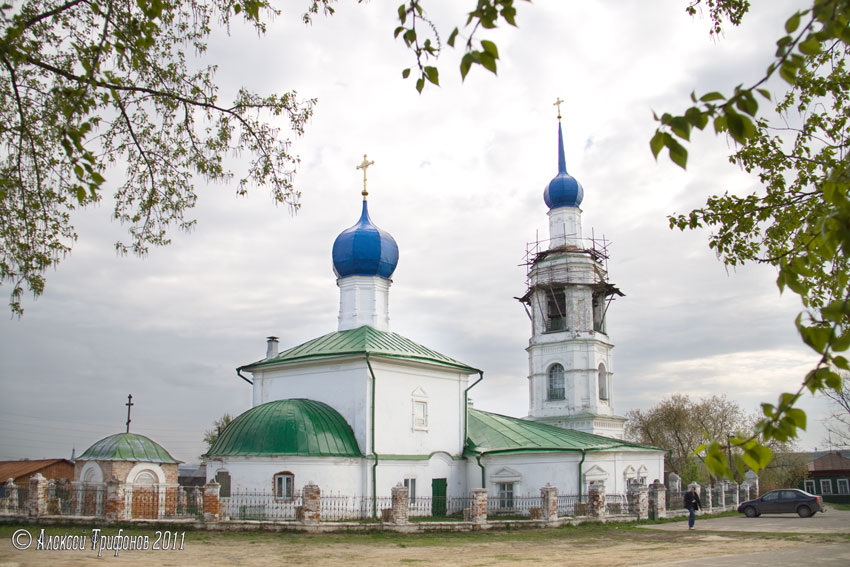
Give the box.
[205,399,363,458]
[465,409,662,457]
[241,325,480,373]
[77,433,180,464]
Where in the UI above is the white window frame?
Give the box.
[547,364,565,401]
[804,479,816,494]
[598,363,609,401]
[403,478,416,504]
[413,400,428,430]
[837,478,849,494]
[274,472,294,499]
[497,482,514,510]
[820,479,833,495]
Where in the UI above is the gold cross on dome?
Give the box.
[356,154,375,199]
[554,97,564,120]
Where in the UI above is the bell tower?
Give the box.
[519,107,626,439]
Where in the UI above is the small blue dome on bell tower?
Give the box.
[332,200,399,280]
[543,122,584,209]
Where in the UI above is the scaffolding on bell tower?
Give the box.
[516,227,624,335]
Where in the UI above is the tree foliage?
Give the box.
[823,370,850,445]
[626,394,748,483]
[203,412,232,451]
[757,451,811,492]
[392,0,526,92]
[0,0,317,315]
[654,0,850,478]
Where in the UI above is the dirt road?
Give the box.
[1,524,844,567]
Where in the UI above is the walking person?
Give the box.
[684,485,702,530]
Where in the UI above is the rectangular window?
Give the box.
[546,291,567,332]
[274,473,294,498]
[413,401,428,430]
[404,478,416,503]
[497,482,514,510]
[837,479,849,494]
[820,479,833,495]
[804,480,816,494]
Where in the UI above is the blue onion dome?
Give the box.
[332,200,399,279]
[543,122,584,209]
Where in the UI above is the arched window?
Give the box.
[598,363,608,401]
[274,471,294,498]
[133,470,157,485]
[548,364,565,401]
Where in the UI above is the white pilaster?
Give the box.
[338,276,391,331]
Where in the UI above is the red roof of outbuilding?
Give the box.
[0,459,74,482]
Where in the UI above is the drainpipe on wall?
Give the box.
[366,353,379,519]
[236,367,253,385]
[476,455,486,489]
[463,371,484,442]
[578,450,586,502]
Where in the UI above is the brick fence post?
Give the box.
[28,473,47,517]
[718,481,727,508]
[540,484,558,522]
[628,483,649,520]
[587,482,606,518]
[648,481,666,520]
[301,482,321,524]
[390,483,409,524]
[203,480,220,522]
[105,476,127,520]
[470,488,487,524]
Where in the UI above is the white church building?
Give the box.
[204,118,665,511]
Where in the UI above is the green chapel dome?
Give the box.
[205,399,362,458]
[77,432,180,463]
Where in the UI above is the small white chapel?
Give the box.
[203,113,665,510]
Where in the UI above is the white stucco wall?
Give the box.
[206,456,365,495]
[251,358,370,453]
[370,359,471,457]
[470,450,664,498]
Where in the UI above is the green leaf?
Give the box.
[670,117,691,141]
[478,51,497,74]
[699,92,726,102]
[460,53,475,80]
[798,36,822,56]
[423,66,439,86]
[756,88,771,100]
[481,40,499,59]
[415,77,424,93]
[667,137,688,169]
[785,408,807,430]
[649,131,665,159]
[448,27,459,47]
[402,68,411,79]
[833,356,850,371]
[785,12,801,33]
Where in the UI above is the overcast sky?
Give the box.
[1,0,841,464]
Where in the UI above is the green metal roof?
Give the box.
[241,325,480,373]
[205,399,362,458]
[77,433,180,464]
[464,409,662,456]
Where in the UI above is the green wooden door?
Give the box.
[431,478,447,517]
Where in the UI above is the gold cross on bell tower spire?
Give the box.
[356,154,375,199]
[554,97,564,121]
